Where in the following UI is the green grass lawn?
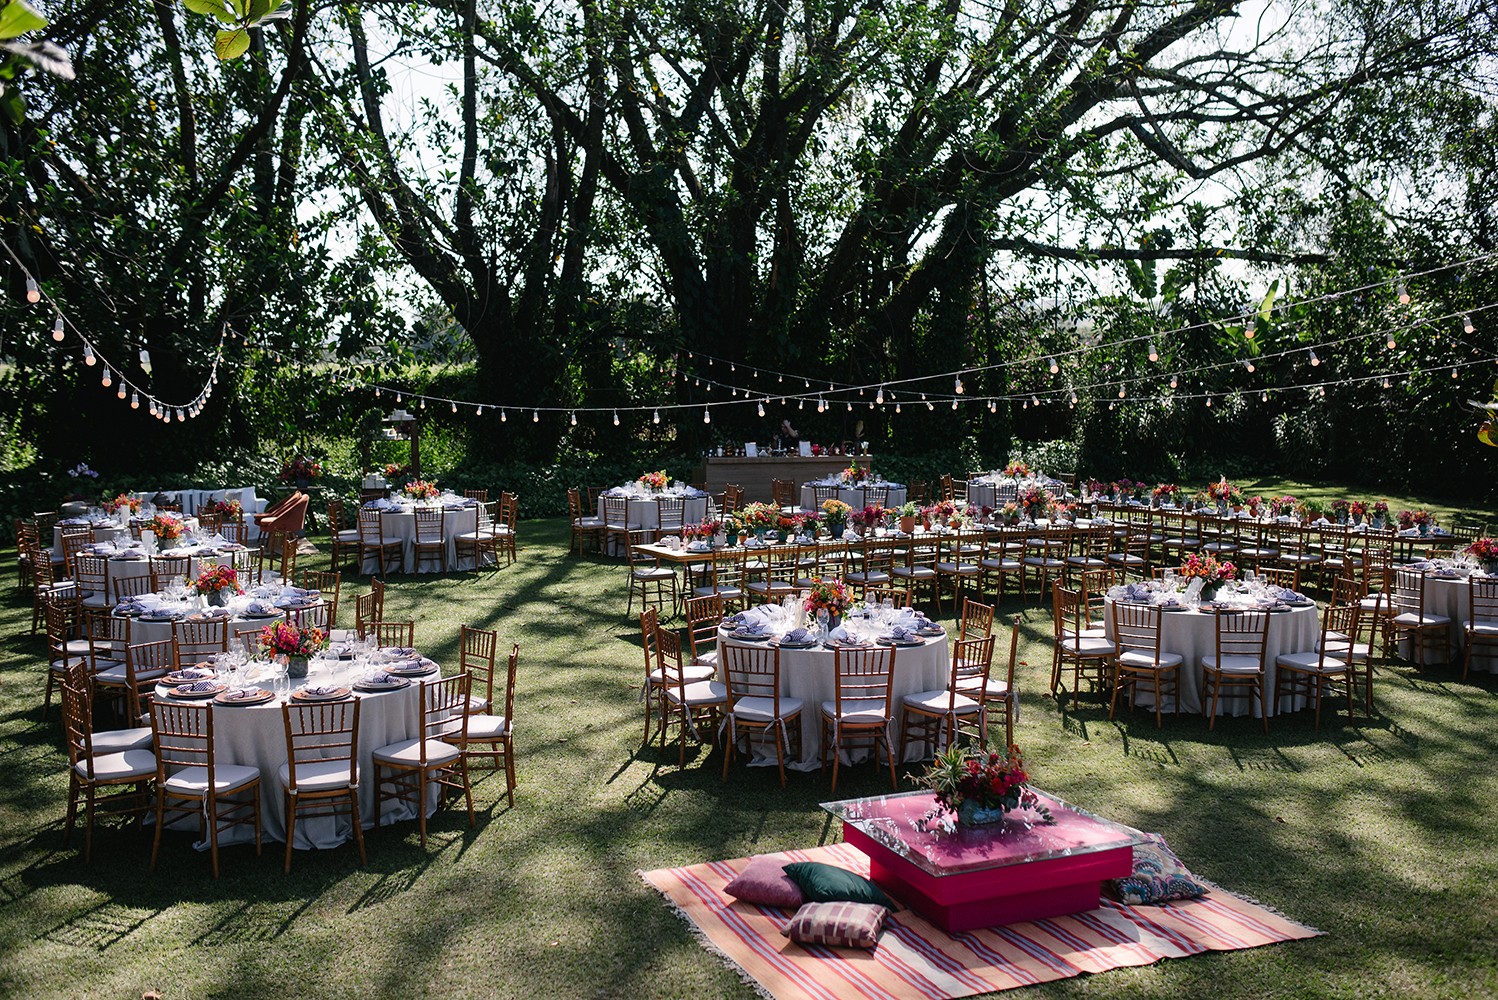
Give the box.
[2,479,1497,999]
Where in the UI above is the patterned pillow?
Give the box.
[723,856,805,909]
[781,901,887,949]
[1104,832,1210,905]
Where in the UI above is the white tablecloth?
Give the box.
[597,496,710,555]
[151,669,428,849]
[718,629,949,770]
[129,609,288,647]
[360,506,491,573]
[1104,602,1319,717]
[798,484,908,512]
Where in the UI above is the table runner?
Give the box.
[643,841,1321,1000]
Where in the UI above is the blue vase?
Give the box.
[957,800,1009,828]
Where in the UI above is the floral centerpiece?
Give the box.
[686,518,722,541]
[737,502,779,538]
[1182,552,1236,601]
[1348,499,1369,524]
[1115,478,1141,501]
[1002,461,1031,479]
[1245,495,1264,517]
[1205,476,1244,509]
[200,497,244,521]
[1085,478,1107,498]
[192,565,243,606]
[259,621,326,678]
[839,464,870,485]
[1151,483,1182,507]
[1371,501,1389,527]
[383,462,411,479]
[1017,485,1049,520]
[1465,537,1498,572]
[851,504,888,531]
[147,513,185,547]
[401,479,441,502]
[1300,497,1328,521]
[896,500,920,532]
[820,498,853,534]
[1268,495,1298,518]
[1331,499,1351,524]
[102,492,142,516]
[1001,501,1020,524]
[918,744,1054,828]
[1410,509,1433,535]
[776,513,806,539]
[803,577,852,627]
[638,470,669,492]
[1396,509,1414,530]
[278,455,324,485]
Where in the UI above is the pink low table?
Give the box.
[823,789,1142,932]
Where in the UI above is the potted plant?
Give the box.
[917,744,1054,829]
[259,620,326,679]
[821,499,852,538]
[896,500,919,534]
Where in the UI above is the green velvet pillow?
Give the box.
[781,862,897,910]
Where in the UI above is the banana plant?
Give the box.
[182,0,293,61]
[0,0,73,124]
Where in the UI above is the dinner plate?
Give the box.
[1284,599,1315,607]
[168,683,225,700]
[240,610,282,619]
[914,626,946,636]
[163,669,216,685]
[291,687,351,703]
[877,637,925,647]
[825,641,875,650]
[353,677,411,692]
[772,640,817,649]
[214,688,275,706]
[1157,604,1188,612]
[729,631,772,642]
[139,613,183,623]
[385,663,438,677]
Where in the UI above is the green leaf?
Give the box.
[0,0,48,40]
[247,0,270,21]
[214,27,250,60]
[182,0,224,14]
[1258,279,1279,323]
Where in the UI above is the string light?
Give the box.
[1242,359,1255,373]
[451,402,457,413]
[130,393,139,409]
[876,387,884,404]
[420,398,426,409]
[757,401,765,416]
[116,383,126,400]
[82,343,95,365]
[1398,282,1410,304]
[476,406,482,415]
[950,398,958,410]
[101,367,111,387]
[570,412,577,426]
[817,397,825,413]
[895,402,901,413]
[653,409,660,424]
[1309,349,1320,366]
[613,410,620,425]
[1205,396,1212,407]
[1262,391,1269,401]
[1245,322,1255,339]
[175,408,184,422]
[533,409,539,422]
[1117,386,1126,398]
[1031,394,1039,406]
[703,407,711,423]
[1387,333,1396,349]
[51,316,64,341]
[500,409,507,422]
[1048,357,1059,374]
[25,277,38,302]
[1070,392,1078,405]
[954,374,964,394]
[847,402,853,412]
[1148,341,1158,362]
[1169,374,1178,389]
[1382,378,1391,389]
[1464,315,1475,334]
[1451,368,1459,379]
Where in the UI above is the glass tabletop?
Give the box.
[821,788,1143,878]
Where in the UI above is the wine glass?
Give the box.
[816,608,829,637]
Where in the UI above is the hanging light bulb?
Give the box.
[101,367,112,387]
[652,409,660,424]
[1387,333,1396,350]
[570,412,577,426]
[1309,349,1320,366]
[988,400,996,412]
[1262,391,1269,402]
[116,383,127,400]
[175,408,184,422]
[396,393,402,403]
[876,386,884,404]
[730,362,735,371]
[1245,322,1255,339]
[703,407,711,423]
[1451,368,1459,379]
[950,398,958,410]
[613,410,621,425]
[1382,378,1391,389]
[1021,400,1028,410]
[798,399,804,410]
[1397,282,1409,304]
[816,397,825,413]
[25,277,39,303]
[757,400,765,417]
[500,409,507,422]
[130,392,139,409]
[1320,385,1327,395]
[778,373,783,383]
[476,406,483,416]
[451,402,457,413]
[1169,374,1178,389]
[533,409,539,422]
[1205,396,1213,407]
[847,401,853,412]
[1117,386,1126,398]
[895,402,901,413]
[82,343,94,365]
[1048,357,1059,374]
[955,374,964,394]
[1070,392,1078,405]
[52,316,64,341]
[1031,394,1040,406]
[1148,341,1158,362]
[1109,401,1115,410]
[420,398,426,409]
[1463,314,1474,334]
[1243,359,1255,373]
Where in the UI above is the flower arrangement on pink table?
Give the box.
[919,744,1054,826]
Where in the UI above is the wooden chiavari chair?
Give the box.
[372,673,474,848]
[280,697,365,872]
[720,643,802,787]
[451,641,519,805]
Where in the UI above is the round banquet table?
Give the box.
[1403,574,1498,671]
[798,484,908,512]
[597,494,710,554]
[1103,601,1320,717]
[126,608,289,647]
[53,520,128,552]
[360,504,492,574]
[717,628,949,771]
[150,667,433,849]
[101,540,249,583]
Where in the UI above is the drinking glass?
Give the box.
[816,608,829,637]
[272,666,291,702]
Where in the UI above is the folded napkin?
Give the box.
[223,688,262,701]
[388,646,418,657]
[245,600,275,615]
[177,680,217,693]
[735,622,770,635]
[366,671,397,685]
[280,585,316,597]
[730,607,778,627]
[199,606,232,619]
[114,602,135,614]
[1155,596,1181,608]
[389,658,426,672]
[781,627,811,643]
[113,551,145,560]
[887,625,919,642]
[827,625,850,643]
[175,667,213,680]
[302,685,342,697]
[1272,587,1308,602]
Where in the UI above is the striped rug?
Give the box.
[642,842,1321,1000]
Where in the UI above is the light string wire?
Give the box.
[0,236,228,422]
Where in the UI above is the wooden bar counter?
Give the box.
[696,455,871,503]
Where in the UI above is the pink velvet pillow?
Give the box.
[723,856,805,909]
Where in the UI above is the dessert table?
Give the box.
[824,788,1142,931]
[360,497,492,573]
[1104,600,1320,716]
[718,620,950,771]
[150,659,439,849]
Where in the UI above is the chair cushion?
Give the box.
[1467,622,1498,636]
[1358,595,1387,611]
[695,585,744,599]
[335,529,361,542]
[845,572,891,584]
[65,638,92,655]
[1275,651,1348,672]
[724,855,805,909]
[934,562,979,575]
[1392,612,1450,627]
[664,679,728,707]
[729,695,805,722]
[649,664,717,685]
[979,558,1021,571]
[49,656,84,674]
[1060,636,1116,656]
[1202,654,1262,673]
[462,714,510,740]
[889,567,935,580]
[576,517,605,528]
[465,694,489,714]
[953,678,1010,698]
[76,748,158,781]
[819,698,889,725]
[278,758,358,792]
[372,737,462,768]
[782,901,887,950]
[632,568,676,581]
[454,531,498,542]
[89,727,153,754]
[1117,649,1184,670]
[93,664,166,685]
[164,763,261,794]
[901,688,979,713]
